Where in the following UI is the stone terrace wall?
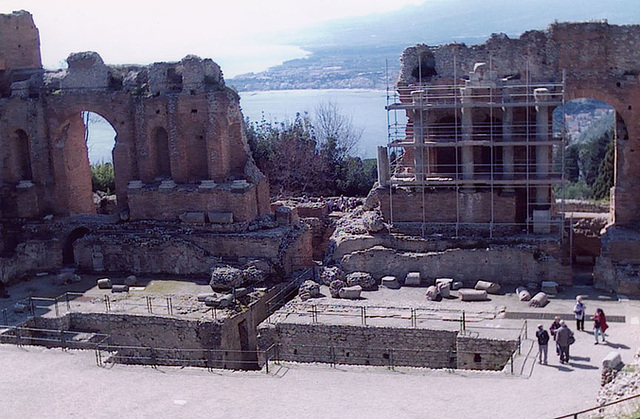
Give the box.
[456,335,518,370]
[258,322,518,371]
[258,323,457,368]
[339,244,571,285]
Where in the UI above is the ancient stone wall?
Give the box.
[0,239,60,285]
[257,322,518,370]
[456,335,518,370]
[339,243,570,285]
[0,12,270,225]
[258,323,457,368]
[20,286,281,369]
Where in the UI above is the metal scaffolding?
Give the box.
[384,61,567,238]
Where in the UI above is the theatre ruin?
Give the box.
[0,11,639,372]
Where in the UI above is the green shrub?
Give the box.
[91,161,115,193]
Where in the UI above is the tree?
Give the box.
[314,101,362,161]
[245,105,376,197]
[91,161,115,193]
[592,139,614,200]
[246,113,331,196]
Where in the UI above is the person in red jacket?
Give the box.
[593,308,608,344]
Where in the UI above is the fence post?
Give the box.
[166,297,173,316]
[510,353,514,374]
[361,307,367,326]
[29,298,35,317]
[517,336,521,355]
[104,295,110,313]
[264,349,269,374]
[54,298,59,318]
[462,311,466,332]
[66,293,71,311]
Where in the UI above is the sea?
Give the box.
[86,89,401,164]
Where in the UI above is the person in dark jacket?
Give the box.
[550,316,562,355]
[556,320,574,364]
[536,324,550,364]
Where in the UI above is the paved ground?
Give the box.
[1,277,639,418]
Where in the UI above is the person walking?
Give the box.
[536,324,550,364]
[556,320,574,364]
[574,296,586,331]
[594,308,608,344]
[550,316,562,355]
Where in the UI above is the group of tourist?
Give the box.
[535,296,609,365]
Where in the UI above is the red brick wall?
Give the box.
[377,188,516,224]
[127,185,259,222]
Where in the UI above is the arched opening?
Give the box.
[53,110,118,215]
[152,126,171,180]
[553,98,621,283]
[3,129,33,183]
[62,227,90,266]
[84,111,118,213]
[553,98,616,201]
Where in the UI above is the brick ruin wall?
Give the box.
[374,188,516,224]
[257,322,517,370]
[398,23,640,227]
[391,22,640,294]
[0,12,270,223]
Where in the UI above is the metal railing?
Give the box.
[555,393,640,419]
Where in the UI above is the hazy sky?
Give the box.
[1,0,428,76]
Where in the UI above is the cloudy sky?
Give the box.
[1,0,428,76]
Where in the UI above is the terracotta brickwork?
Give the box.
[0,12,269,223]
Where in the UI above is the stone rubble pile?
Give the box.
[299,280,321,301]
[319,266,346,286]
[345,272,377,291]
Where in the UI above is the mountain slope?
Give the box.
[230,0,639,91]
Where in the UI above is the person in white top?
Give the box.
[574,295,586,331]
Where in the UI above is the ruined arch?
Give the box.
[62,227,90,266]
[50,105,122,215]
[564,86,633,224]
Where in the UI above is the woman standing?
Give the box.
[574,296,586,331]
[593,308,608,344]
